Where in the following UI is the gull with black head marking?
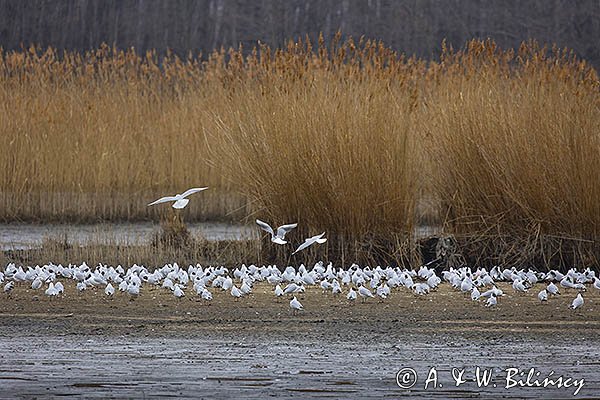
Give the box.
[570,293,584,310]
[290,296,303,314]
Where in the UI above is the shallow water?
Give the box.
[0,223,441,251]
[0,333,597,399]
[0,222,257,250]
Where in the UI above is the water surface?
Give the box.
[0,222,257,250]
[0,333,596,399]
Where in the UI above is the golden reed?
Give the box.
[1,35,598,266]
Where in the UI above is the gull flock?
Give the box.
[2,186,596,312]
[2,261,597,312]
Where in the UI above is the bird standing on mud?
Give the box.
[290,296,303,313]
[570,293,584,310]
[3,281,14,297]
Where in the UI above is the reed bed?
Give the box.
[424,40,600,268]
[0,44,246,222]
[201,35,423,265]
[1,37,598,268]
[1,239,261,270]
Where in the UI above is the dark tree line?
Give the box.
[1,0,599,68]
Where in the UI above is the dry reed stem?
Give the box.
[1,38,598,268]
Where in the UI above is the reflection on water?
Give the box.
[0,222,258,250]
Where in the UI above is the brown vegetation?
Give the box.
[1,36,598,268]
[1,236,260,269]
[425,40,600,268]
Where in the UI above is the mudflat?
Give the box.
[0,283,598,399]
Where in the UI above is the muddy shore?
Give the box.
[1,283,599,399]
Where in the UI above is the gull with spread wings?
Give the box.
[147,187,208,209]
[256,219,298,245]
[292,232,327,254]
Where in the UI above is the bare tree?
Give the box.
[0,0,598,68]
